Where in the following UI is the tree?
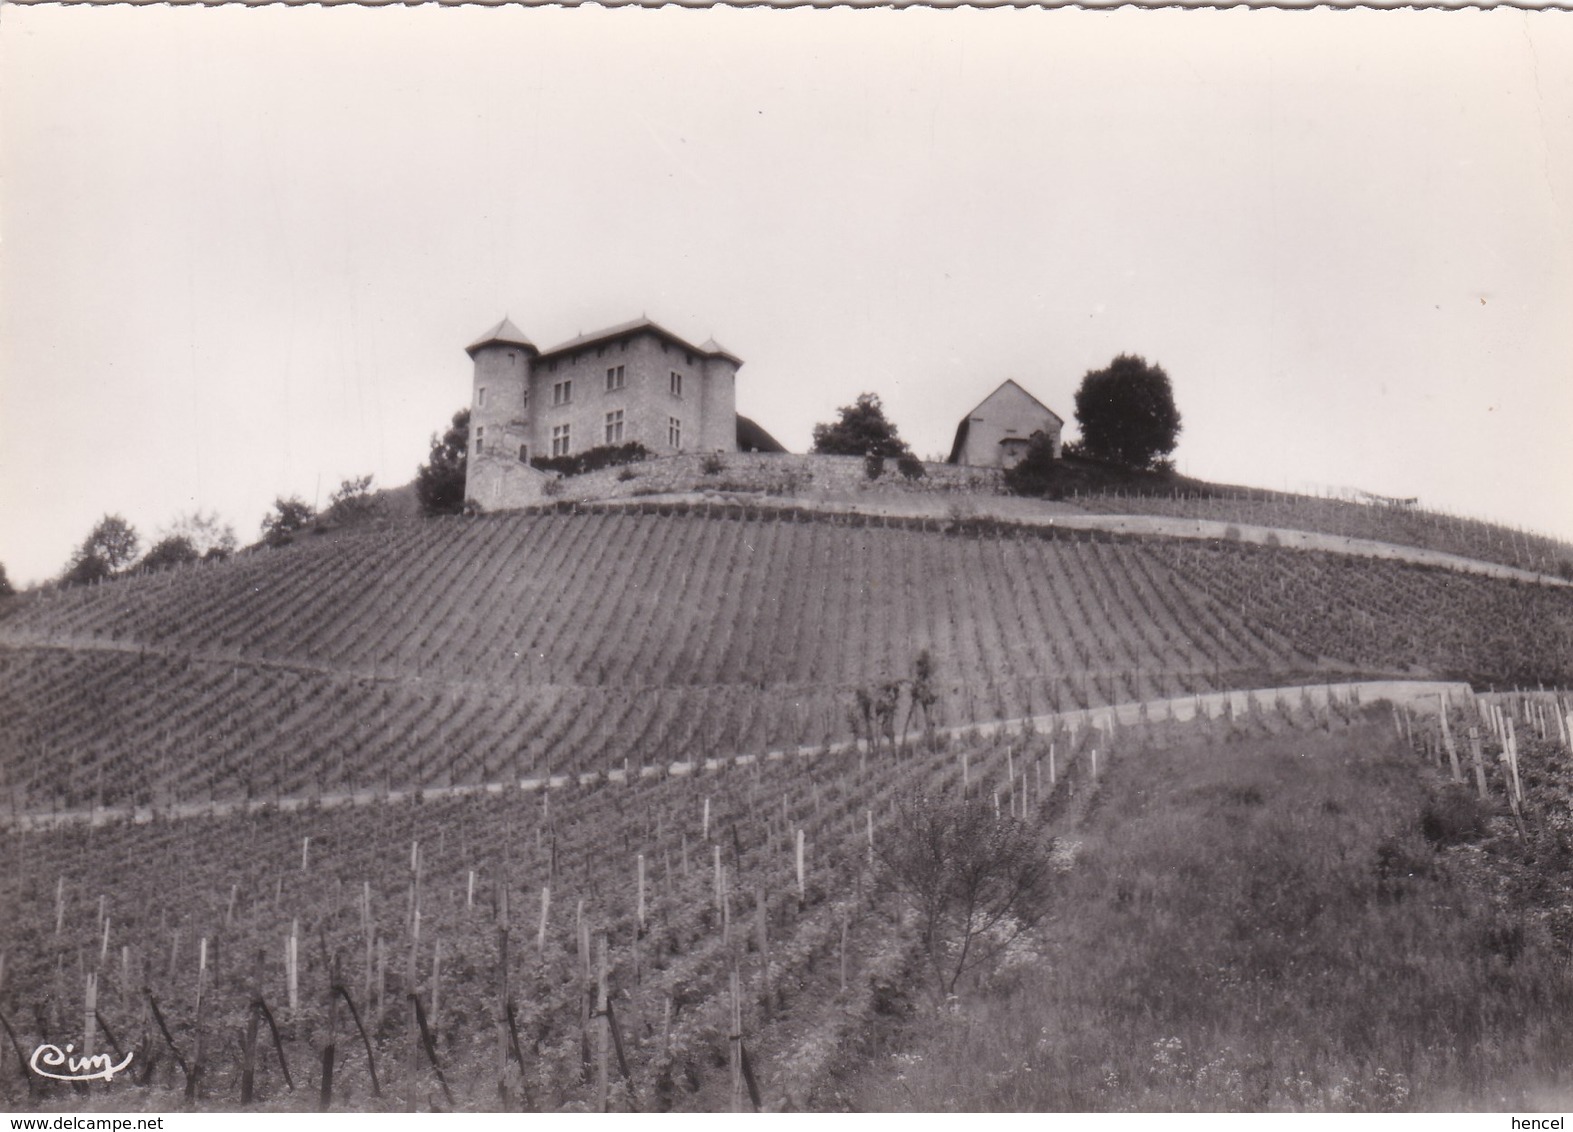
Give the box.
[877,790,1056,1002]
[83,515,140,571]
[164,510,238,561]
[1072,354,1182,469]
[139,535,200,574]
[321,474,382,527]
[811,393,910,458]
[415,408,470,517]
[61,515,139,588]
[261,496,316,548]
[1001,433,1065,499]
[0,563,14,598]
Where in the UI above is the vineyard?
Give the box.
[0,688,1434,1112]
[2,496,1572,1110]
[1070,486,1573,579]
[3,504,1572,814]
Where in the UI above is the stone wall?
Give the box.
[488,452,1004,511]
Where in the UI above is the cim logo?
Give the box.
[29,1042,133,1083]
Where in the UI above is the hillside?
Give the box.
[2,501,1571,814]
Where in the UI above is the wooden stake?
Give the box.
[596,934,609,1113]
[796,829,806,903]
[537,886,550,955]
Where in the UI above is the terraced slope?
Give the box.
[2,503,1570,812]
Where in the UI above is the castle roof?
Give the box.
[466,317,538,357]
[539,318,743,366]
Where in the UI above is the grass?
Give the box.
[845,720,1573,1111]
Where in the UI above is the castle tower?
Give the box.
[465,317,537,472]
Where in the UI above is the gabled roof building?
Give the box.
[947,379,1064,469]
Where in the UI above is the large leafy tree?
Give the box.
[139,536,201,574]
[1073,354,1182,469]
[416,408,470,516]
[811,393,911,458]
[61,514,140,587]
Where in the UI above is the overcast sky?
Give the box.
[2,6,1569,585]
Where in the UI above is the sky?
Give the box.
[2,5,1570,586]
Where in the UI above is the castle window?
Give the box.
[475,426,485,455]
[519,444,529,463]
[668,417,682,450]
[553,380,572,406]
[670,371,683,397]
[685,352,694,366]
[605,365,625,392]
[605,410,625,444]
[478,386,487,408]
[522,384,529,408]
[552,424,571,457]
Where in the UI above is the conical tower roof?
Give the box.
[466,317,537,357]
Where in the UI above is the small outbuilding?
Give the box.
[946,380,1064,469]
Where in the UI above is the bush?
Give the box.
[531,442,650,478]
[864,452,885,480]
[897,453,926,480]
[701,453,725,476]
[1420,784,1490,846]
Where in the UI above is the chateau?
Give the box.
[465,315,756,507]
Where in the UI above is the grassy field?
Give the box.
[840,718,1573,1112]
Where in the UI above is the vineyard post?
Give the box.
[227,884,238,928]
[703,797,711,842]
[288,921,301,1015]
[430,940,441,1039]
[537,886,550,956]
[596,933,609,1113]
[192,937,208,1098]
[241,950,261,1105]
[321,951,340,1111]
[1049,744,1057,788]
[866,809,874,867]
[713,845,724,912]
[839,909,849,993]
[496,879,511,1106]
[55,877,63,936]
[99,916,110,969]
[1440,701,1463,784]
[83,972,97,1063]
[1468,727,1489,800]
[467,871,475,911]
[729,964,743,1112]
[301,837,310,873]
[755,887,772,1018]
[796,829,806,907]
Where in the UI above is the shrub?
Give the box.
[864,452,885,481]
[615,467,639,483]
[531,442,650,478]
[701,453,726,476]
[897,453,926,480]
[1420,784,1490,846]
